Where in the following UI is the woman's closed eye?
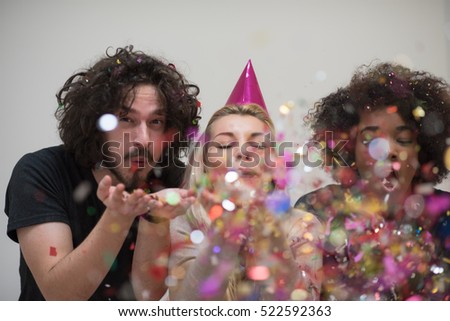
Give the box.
[119,116,134,123]
[217,142,238,149]
[396,138,413,145]
[247,142,267,150]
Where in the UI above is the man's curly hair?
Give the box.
[305,62,450,185]
[55,46,201,176]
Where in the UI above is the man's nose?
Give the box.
[132,123,151,147]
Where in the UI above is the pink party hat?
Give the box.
[226,59,267,112]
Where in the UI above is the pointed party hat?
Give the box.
[226,59,267,112]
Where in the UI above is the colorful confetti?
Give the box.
[97,113,118,132]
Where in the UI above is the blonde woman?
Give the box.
[168,104,323,300]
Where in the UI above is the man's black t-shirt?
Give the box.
[5,145,138,300]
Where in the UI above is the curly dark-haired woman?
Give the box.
[295,62,450,300]
[5,46,200,300]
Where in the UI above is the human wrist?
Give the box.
[139,192,169,224]
[139,211,169,224]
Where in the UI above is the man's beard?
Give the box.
[103,145,158,192]
[109,167,142,192]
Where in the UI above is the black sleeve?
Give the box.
[5,151,70,242]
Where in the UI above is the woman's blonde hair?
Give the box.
[183,103,275,299]
[204,103,275,139]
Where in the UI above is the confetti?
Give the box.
[49,246,57,256]
[209,205,223,220]
[190,230,205,244]
[368,138,390,161]
[224,171,239,183]
[445,147,450,170]
[165,191,181,206]
[149,266,166,280]
[73,181,92,203]
[221,199,236,212]
[279,104,291,115]
[265,190,290,215]
[386,105,398,114]
[290,289,308,300]
[404,194,425,219]
[412,106,425,119]
[86,206,97,216]
[329,228,347,247]
[247,265,270,281]
[97,113,118,132]
[110,223,120,233]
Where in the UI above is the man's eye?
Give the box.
[148,118,166,128]
[119,117,133,123]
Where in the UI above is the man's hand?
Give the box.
[97,175,152,218]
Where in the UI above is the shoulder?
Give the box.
[5,146,75,242]
[426,188,450,228]
[295,184,343,206]
[6,145,85,208]
[294,184,344,221]
[9,145,79,189]
[287,207,321,222]
[424,188,450,216]
[430,188,450,198]
[15,145,69,171]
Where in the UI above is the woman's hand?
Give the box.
[146,188,196,220]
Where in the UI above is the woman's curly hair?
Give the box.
[55,45,201,172]
[305,62,450,185]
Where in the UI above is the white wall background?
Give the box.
[1,0,450,300]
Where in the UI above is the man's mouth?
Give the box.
[126,147,154,170]
[130,157,147,168]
